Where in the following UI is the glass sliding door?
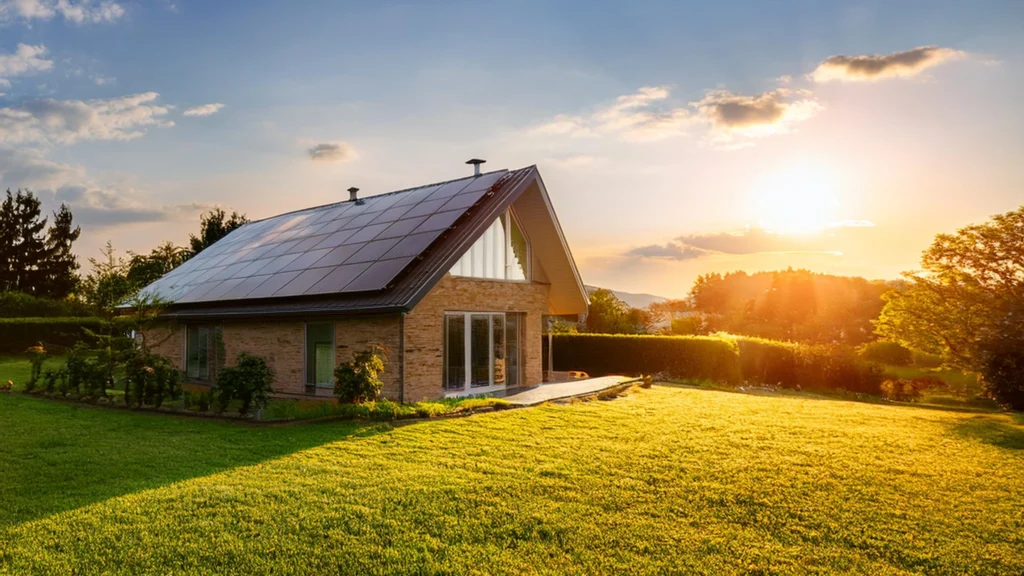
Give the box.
[443,312,520,394]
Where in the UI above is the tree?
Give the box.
[586,289,648,334]
[188,208,248,258]
[80,242,136,315]
[128,242,189,289]
[0,189,49,294]
[876,206,1024,408]
[38,203,82,298]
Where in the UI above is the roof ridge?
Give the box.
[245,167,513,226]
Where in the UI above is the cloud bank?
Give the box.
[0,0,125,25]
[0,92,173,146]
[0,147,208,226]
[812,46,963,82]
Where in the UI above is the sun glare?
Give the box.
[753,163,839,235]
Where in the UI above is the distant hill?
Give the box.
[585,285,669,309]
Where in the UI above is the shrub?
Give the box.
[197,391,211,412]
[0,291,94,318]
[980,338,1024,411]
[912,350,943,368]
[124,350,181,408]
[548,334,740,383]
[858,341,913,366]
[880,379,924,402]
[334,346,387,403]
[215,352,275,415]
[24,344,47,391]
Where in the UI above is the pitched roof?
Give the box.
[143,165,586,319]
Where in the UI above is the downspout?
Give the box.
[398,312,406,403]
[547,316,553,382]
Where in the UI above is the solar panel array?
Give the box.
[141,170,509,305]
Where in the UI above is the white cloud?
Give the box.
[812,46,964,83]
[307,141,355,163]
[531,86,693,142]
[0,0,125,25]
[0,146,208,226]
[0,44,53,77]
[0,92,173,146]
[0,78,10,88]
[182,102,225,117]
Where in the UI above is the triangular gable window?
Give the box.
[450,209,529,281]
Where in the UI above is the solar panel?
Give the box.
[141,169,510,304]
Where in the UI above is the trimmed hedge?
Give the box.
[0,317,109,353]
[549,333,883,395]
[549,333,742,383]
[0,292,94,318]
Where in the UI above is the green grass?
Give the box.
[0,354,67,391]
[1,387,1022,574]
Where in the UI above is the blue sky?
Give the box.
[2,0,1023,296]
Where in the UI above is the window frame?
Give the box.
[303,321,336,390]
[449,208,531,283]
[184,324,216,382]
[442,311,523,397]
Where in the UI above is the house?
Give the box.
[140,162,588,402]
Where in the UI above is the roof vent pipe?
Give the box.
[466,158,486,177]
[347,187,359,202]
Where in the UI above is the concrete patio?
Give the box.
[502,376,641,406]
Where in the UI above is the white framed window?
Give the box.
[450,209,529,281]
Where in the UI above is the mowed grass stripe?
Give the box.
[1,387,1022,575]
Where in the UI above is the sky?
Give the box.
[1,0,1022,298]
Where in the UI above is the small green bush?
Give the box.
[334,346,386,403]
[24,344,47,391]
[858,341,913,366]
[124,350,181,408]
[215,352,275,415]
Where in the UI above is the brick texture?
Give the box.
[142,274,549,402]
[403,274,549,402]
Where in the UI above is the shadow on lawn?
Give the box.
[0,394,391,529]
[952,414,1024,451]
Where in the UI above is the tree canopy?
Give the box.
[877,205,1024,409]
[0,189,81,299]
[188,208,248,257]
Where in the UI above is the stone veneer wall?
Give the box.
[402,274,550,403]
[143,274,549,402]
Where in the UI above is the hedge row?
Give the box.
[0,291,94,318]
[548,333,883,395]
[547,333,741,383]
[0,317,114,353]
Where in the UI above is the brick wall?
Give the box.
[143,316,401,397]
[403,274,550,402]
[141,274,549,402]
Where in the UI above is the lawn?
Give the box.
[1,386,1022,574]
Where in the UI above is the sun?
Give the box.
[753,162,839,235]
